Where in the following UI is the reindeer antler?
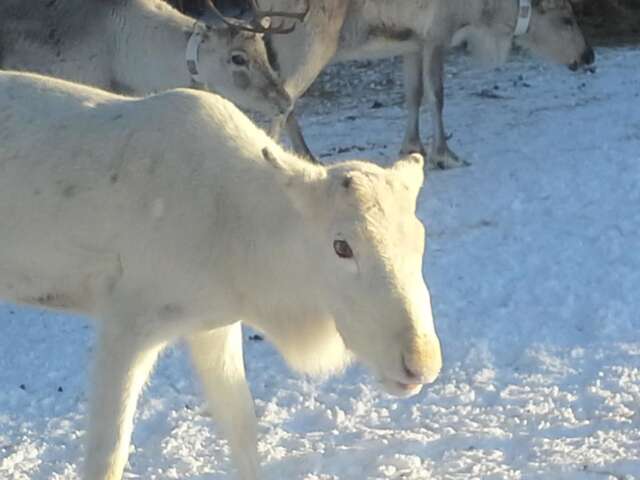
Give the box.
[201,0,309,35]
[248,0,310,22]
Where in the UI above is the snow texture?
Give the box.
[1,47,639,479]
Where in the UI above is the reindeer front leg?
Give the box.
[400,51,426,157]
[422,44,468,169]
[285,112,317,163]
[84,325,165,480]
[188,323,259,480]
[269,112,317,163]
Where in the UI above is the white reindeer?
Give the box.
[0,0,307,115]
[0,70,442,480]
[246,0,596,166]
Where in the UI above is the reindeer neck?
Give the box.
[463,0,519,31]
[110,0,195,94]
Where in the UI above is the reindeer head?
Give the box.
[258,149,442,398]
[188,0,309,115]
[517,0,595,70]
[193,26,290,115]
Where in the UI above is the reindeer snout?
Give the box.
[581,46,595,66]
[275,97,292,115]
[270,87,293,115]
[570,45,596,71]
[402,336,442,385]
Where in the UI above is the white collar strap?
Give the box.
[186,22,207,86]
[514,0,532,37]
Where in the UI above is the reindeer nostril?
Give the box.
[583,47,595,65]
[402,355,421,380]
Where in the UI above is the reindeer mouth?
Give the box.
[569,46,596,72]
[379,377,424,398]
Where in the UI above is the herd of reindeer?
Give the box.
[0,0,596,479]
[1,0,595,166]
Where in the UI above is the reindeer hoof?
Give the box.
[427,148,470,170]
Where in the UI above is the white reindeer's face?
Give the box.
[278,153,442,397]
[520,0,595,70]
[198,29,291,115]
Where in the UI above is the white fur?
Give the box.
[0,71,441,480]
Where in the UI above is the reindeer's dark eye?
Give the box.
[333,240,353,259]
[231,53,248,67]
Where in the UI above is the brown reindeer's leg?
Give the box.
[267,0,348,164]
[268,112,286,141]
[285,112,318,163]
[400,51,425,157]
[269,111,317,164]
[423,45,468,169]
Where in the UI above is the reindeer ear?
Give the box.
[391,153,425,197]
[259,16,272,30]
[451,24,473,48]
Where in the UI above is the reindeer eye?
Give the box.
[562,17,574,27]
[333,240,353,259]
[231,53,248,67]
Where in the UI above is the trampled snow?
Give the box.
[1,47,639,479]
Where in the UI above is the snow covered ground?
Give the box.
[1,46,639,479]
